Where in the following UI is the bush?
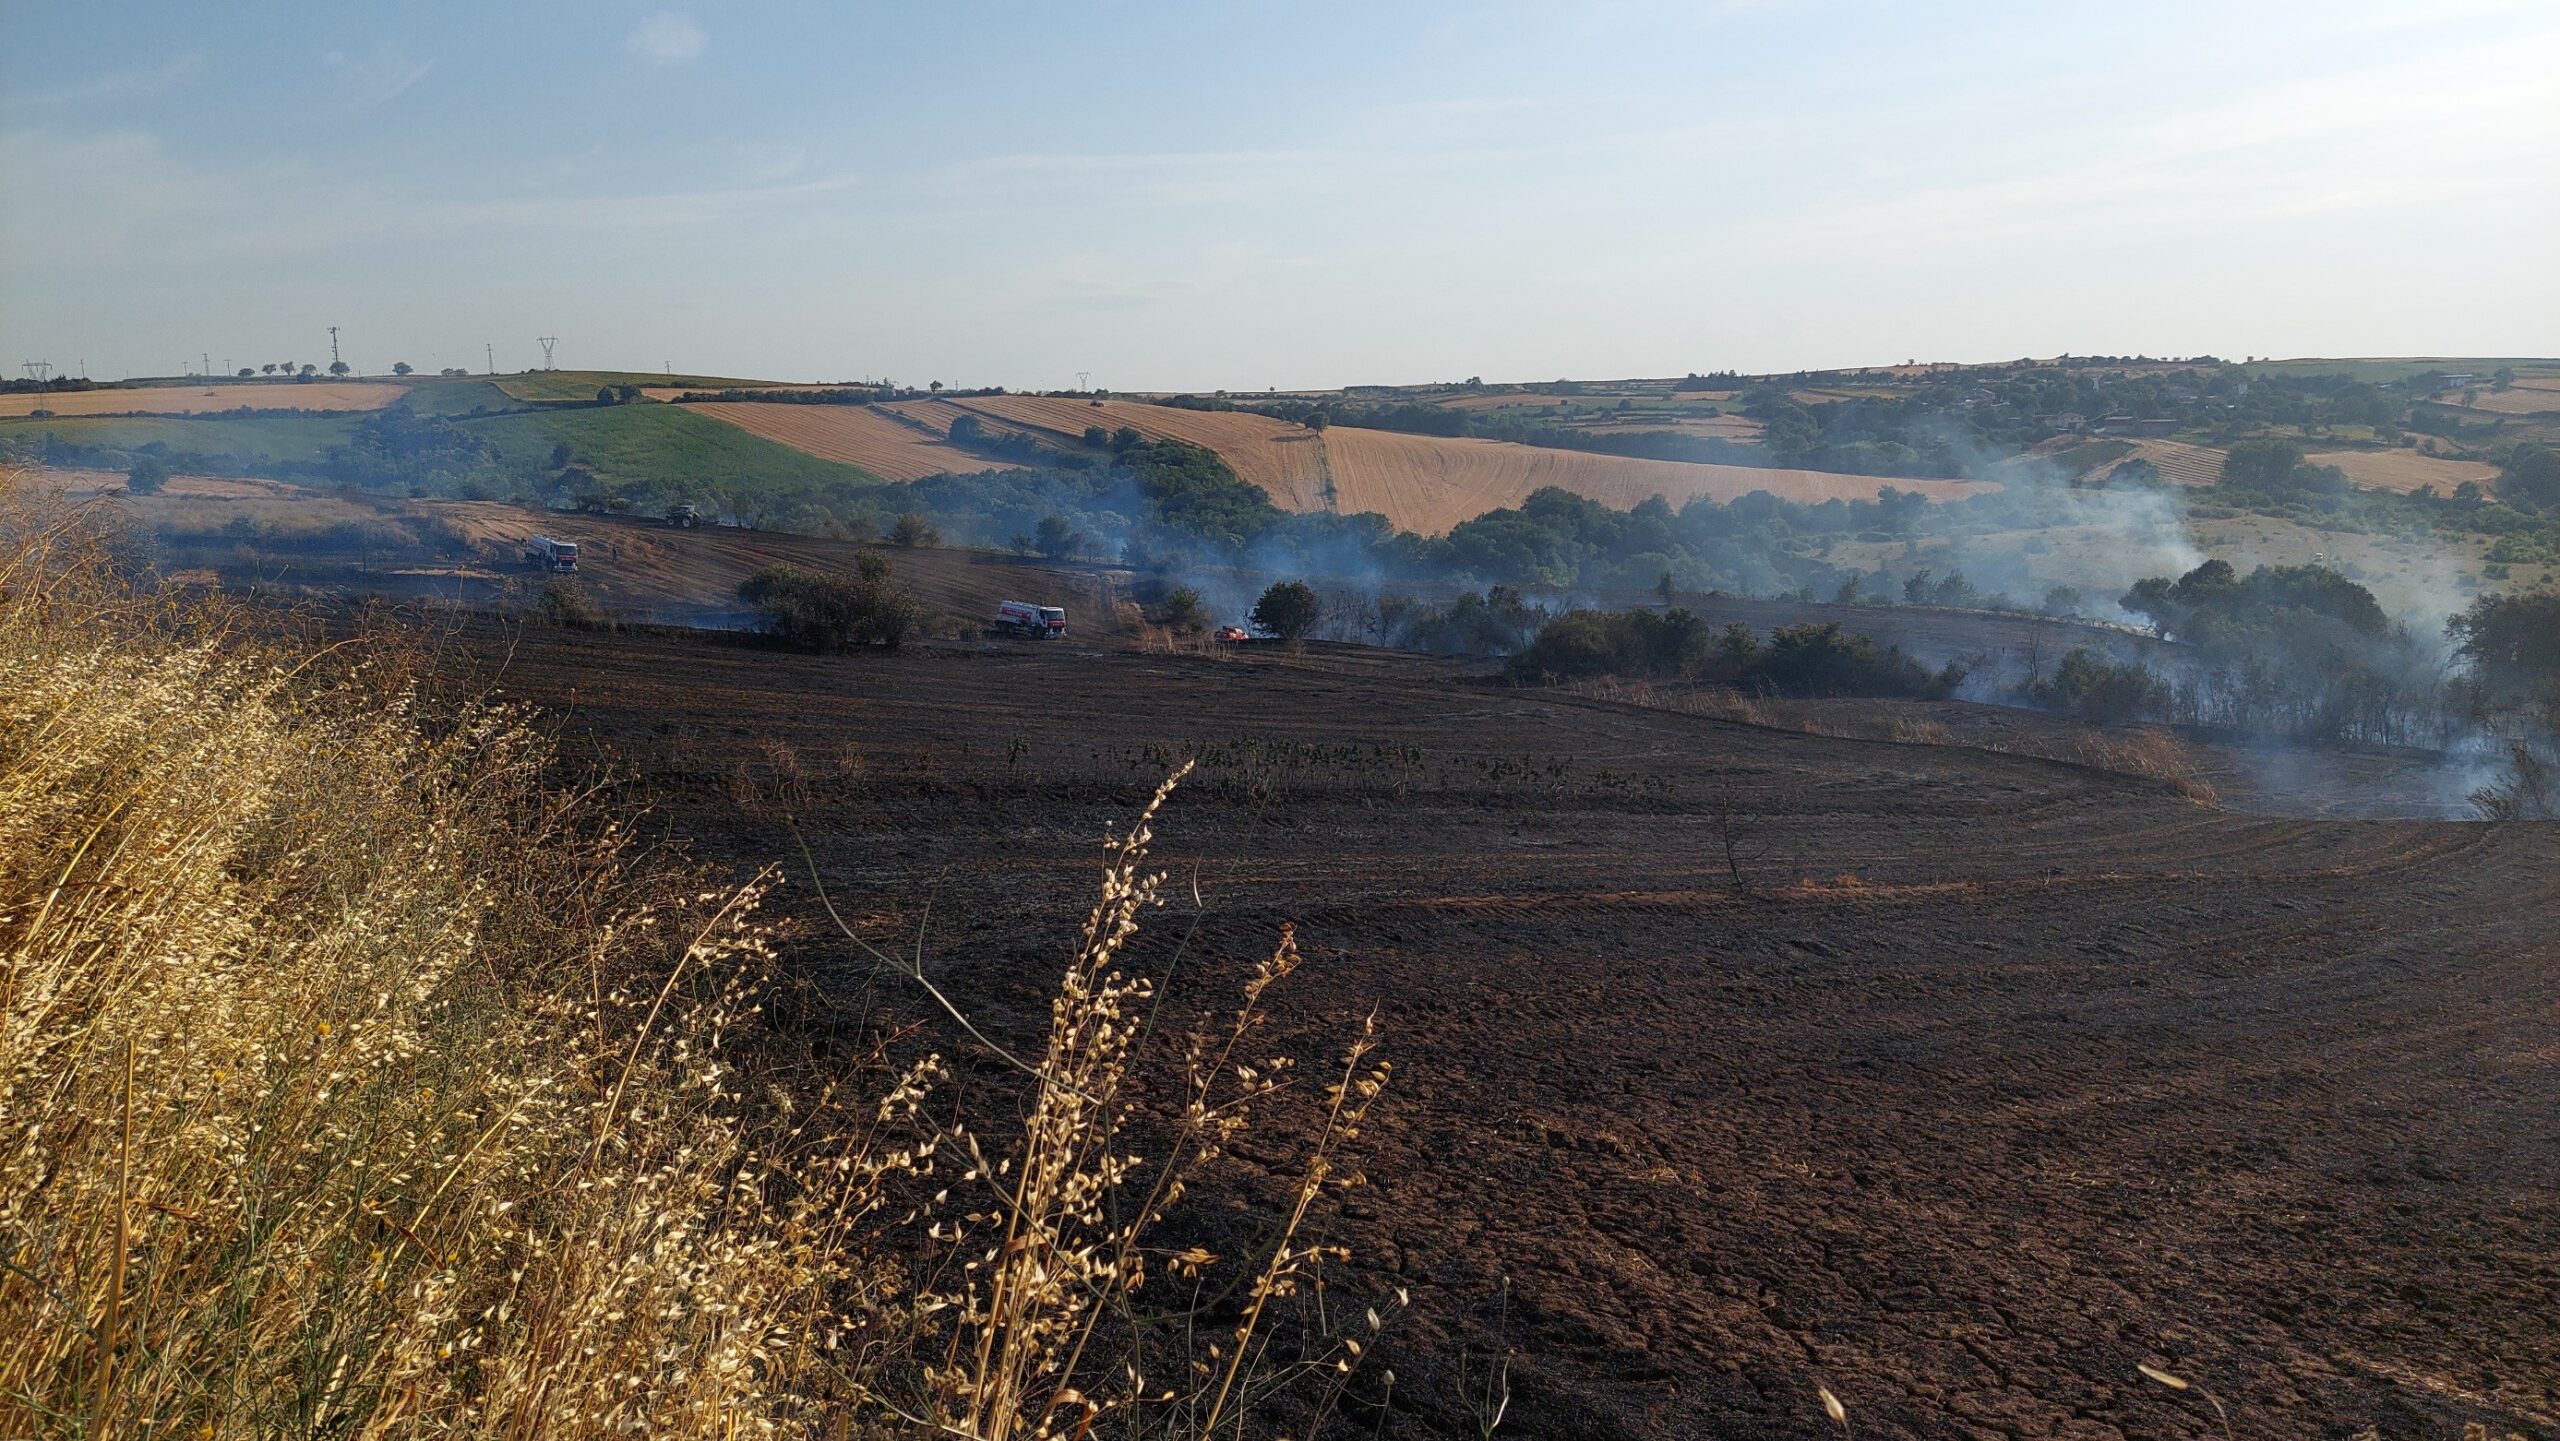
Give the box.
[125,454,171,495]
[1507,609,1959,698]
[737,560,923,650]
[889,511,939,548]
[2024,647,2171,722]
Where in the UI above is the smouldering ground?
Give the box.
[463,624,2560,1441]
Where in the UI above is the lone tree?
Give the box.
[1154,585,1207,633]
[1251,580,1322,643]
[328,359,351,377]
[1303,410,1331,433]
[1033,514,1084,560]
[889,512,939,548]
[392,361,413,376]
[236,368,254,378]
[124,454,171,496]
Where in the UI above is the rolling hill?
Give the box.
[925,395,1993,534]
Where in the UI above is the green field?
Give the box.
[459,402,883,491]
[0,413,355,466]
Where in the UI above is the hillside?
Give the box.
[685,401,1023,482]
[0,380,408,418]
[930,395,1992,534]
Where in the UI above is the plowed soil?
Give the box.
[0,381,409,417]
[459,625,2560,1441]
[684,401,1023,481]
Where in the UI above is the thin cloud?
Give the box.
[626,12,708,66]
[1,53,203,110]
[322,44,435,107]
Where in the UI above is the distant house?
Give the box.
[2051,411,2088,431]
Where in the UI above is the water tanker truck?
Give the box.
[523,536,580,573]
[993,600,1068,639]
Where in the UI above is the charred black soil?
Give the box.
[459,620,2559,1440]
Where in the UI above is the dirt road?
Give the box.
[459,624,2559,1440]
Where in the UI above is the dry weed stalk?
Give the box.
[0,472,929,1437]
[813,767,1396,1438]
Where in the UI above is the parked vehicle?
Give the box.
[993,600,1068,639]
[523,536,579,573]
[1214,625,1254,644]
[665,503,701,528]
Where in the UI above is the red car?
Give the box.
[1214,625,1253,643]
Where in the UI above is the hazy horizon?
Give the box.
[5,1,2555,390]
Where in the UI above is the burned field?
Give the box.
[462,622,2559,1440]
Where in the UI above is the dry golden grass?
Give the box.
[0,475,922,1436]
[687,401,1025,481]
[2443,386,2560,416]
[2305,449,2501,494]
[0,468,1389,1437]
[0,382,407,417]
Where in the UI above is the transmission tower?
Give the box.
[328,327,341,369]
[537,336,558,370]
[202,352,212,379]
[1076,371,1091,392]
[21,361,52,384]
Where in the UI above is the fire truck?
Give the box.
[523,536,580,573]
[993,600,1068,639]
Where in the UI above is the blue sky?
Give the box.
[3,1,2554,388]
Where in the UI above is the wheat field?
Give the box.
[687,400,1026,481]
[933,395,1990,533]
[0,382,409,417]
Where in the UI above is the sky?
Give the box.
[2,1,2554,390]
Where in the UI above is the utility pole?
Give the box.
[328,327,341,372]
[486,342,495,376]
[201,352,211,379]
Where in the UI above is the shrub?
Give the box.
[2024,647,2171,722]
[124,453,171,495]
[737,559,923,650]
[889,511,939,548]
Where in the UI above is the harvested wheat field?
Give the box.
[2305,449,2503,493]
[1316,426,1996,535]
[685,401,1022,482]
[2097,438,2226,487]
[949,394,1337,507]
[947,396,1989,533]
[2445,387,2560,416]
[0,381,409,418]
